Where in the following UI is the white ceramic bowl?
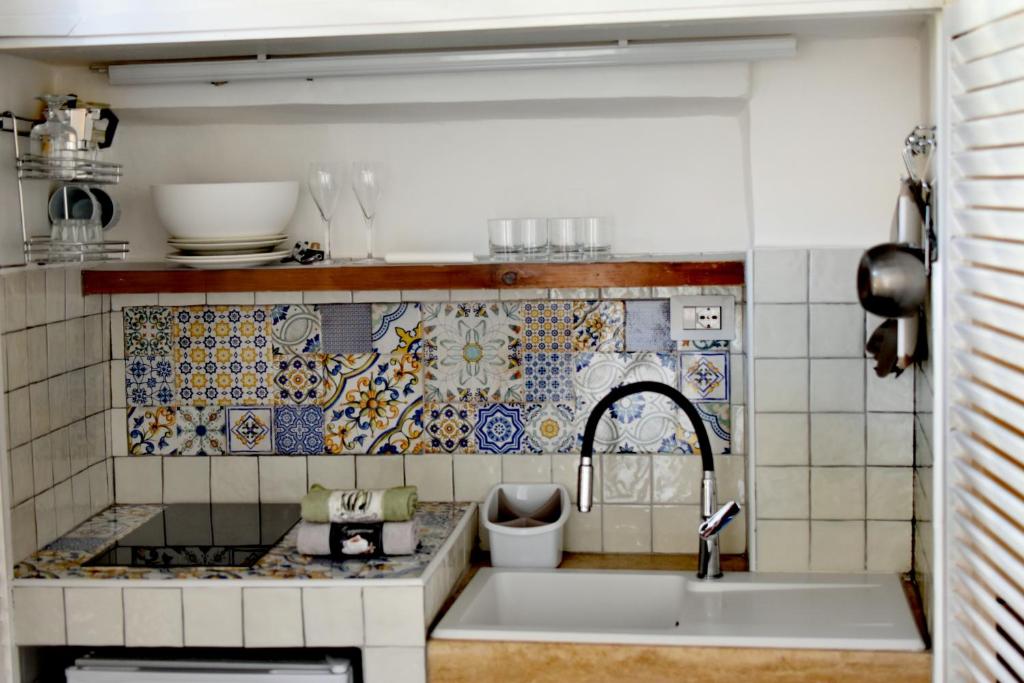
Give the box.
[152,181,299,240]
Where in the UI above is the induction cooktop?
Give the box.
[83,503,301,568]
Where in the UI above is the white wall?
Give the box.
[0,54,55,266]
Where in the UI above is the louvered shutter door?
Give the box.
[947,2,1024,681]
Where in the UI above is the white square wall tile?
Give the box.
[565,505,603,552]
[756,467,809,519]
[9,444,33,505]
[183,587,242,647]
[602,505,652,552]
[302,290,353,304]
[553,454,598,504]
[26,326,47,384]
[753,250,808,303]
[867,521,912,572]
[25,269,45,327]
[867,413,914,466]
[866,366,914,412]
[754,359,808,412]
[755,414,809,466]
[114,456,163,503]
[11,500,36,562]
[13,587,66,645]
[404,454,454,501]
[124,588,183,647]
[65,588,124,645]
[364,586,426,646]
[3,270,27,332]
[258,457,307,503]
[211,456,259,502]
[243,588,303,647]
[7,386,31,447]
[363,647,426,683]
[164,457,211,503]
[5,330,28,389]
[652,505,700,553]
[756,520,809,571]
[206,292,255,305]
[809,359,864,412]
[810,521,864,571]
[753,304,807,358]
[810,414,865,466]
[810,467,865,520]
[602,454,651,504]
[452,455,501,502]
[302,587,363,647]
[355,455,405,489]
[44,267,65,323]
[652,455,701,504]
[809,304,864,357]
[307,456,356,490]
[502,454,551,483]
[866,467,913,520]
[809,248,862,303]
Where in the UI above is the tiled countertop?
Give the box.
[14,502,472,583]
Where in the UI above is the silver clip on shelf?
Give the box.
[2,109,128,265]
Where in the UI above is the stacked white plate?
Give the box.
[166,234,291,269]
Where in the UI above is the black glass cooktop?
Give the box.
[84,503,301,568]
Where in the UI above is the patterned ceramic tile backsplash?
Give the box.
[118,298,737,458]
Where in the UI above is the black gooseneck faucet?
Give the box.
[576,381,740,580]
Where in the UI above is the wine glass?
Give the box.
[351,162,383,261]
[307,163,341,261]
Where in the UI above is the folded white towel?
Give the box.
[384,252,476,264]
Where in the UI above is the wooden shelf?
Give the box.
[81,257,745,295]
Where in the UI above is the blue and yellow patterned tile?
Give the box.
[523,351,574,403]
[320,303,372,354]
[624,300,674,352]
[422,301,523,403]
[677,339,730,351]
[177,406,226,455]
[371,303,422,355]
[225,406,274,454]
[274,405,325,455]
[172,306,273,406]
[680,351,729,403]
[422,402,477,454]
[676,403,732,455]
[127,406,177,455]
[271,304,321,357]
[474,403,525,454]
[522,402,577,453]
[321,352,423,454]
[123,306,172,356]
[273,354,323,405]
[125,355,175,407]
[573,351,682,453]
[521,301,573,352]
[571,300,625,352]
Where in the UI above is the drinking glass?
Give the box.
[351,162,383,261]
[307,163,341,261]
[30,95,78,180]
[547,217,582,260]
[519,218,548,256]
[488,219,522,256]
[578,217,612,257]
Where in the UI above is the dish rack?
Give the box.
[2,110,128,264]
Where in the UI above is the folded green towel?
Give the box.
[301,484,418,523]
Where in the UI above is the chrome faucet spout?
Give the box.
[575,381,726,580]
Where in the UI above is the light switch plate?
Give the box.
[669,295,736,341]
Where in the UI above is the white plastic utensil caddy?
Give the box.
[483,483,570,568]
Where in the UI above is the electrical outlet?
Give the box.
[670,295,735,341]
[696,306,722,330]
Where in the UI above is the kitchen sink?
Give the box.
[432,568,925,651]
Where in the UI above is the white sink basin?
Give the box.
[433,569,925,651]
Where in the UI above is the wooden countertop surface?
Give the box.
[427,553,931,683]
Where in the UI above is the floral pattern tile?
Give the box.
[321,303,372,354]
[124,306,172,356]
[422,302,523,403]
[677,339,730,351]
[680,351,729,402]
[173,306,273,406]
[271,304,321,357]
[372,303,422,355]
[321,353,423,454]
[176,406,226,455]
[127,406,177,455]
[274,405,325,455]
[523,352,574,403]
[273,354,323,405]
[474,403,525,453]
[125,355,175,407]
[571,300,625,352]
[521,301,573,352]
[688,402,731,455]
[422,402,477,454]
[523,402,577,453]
[573,352,685,453]
[225,406,274,454]
[625,300,674,352]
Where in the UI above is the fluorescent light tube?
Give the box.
[107,36,795,85]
